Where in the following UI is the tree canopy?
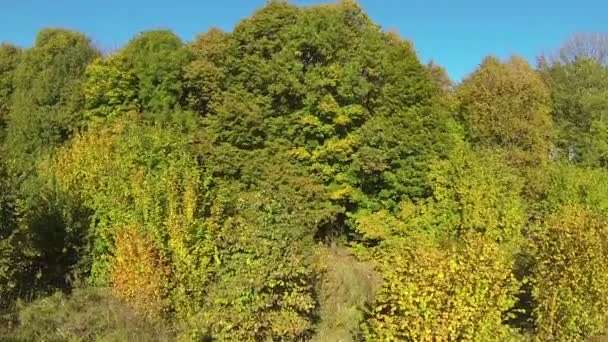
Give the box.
[1,4,608,342]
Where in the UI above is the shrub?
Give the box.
[360,233,521,341]
[110,227,172,319]
[529,205,608,340]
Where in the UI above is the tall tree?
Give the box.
[0,44,21,141]
[456,56,553,165]
[540,36,608,166]
[547,33,608,66]
[185,28,229,114]
[84,30,191,125]
[84,52,140,122]
[6,29,99,172]
[188,1,458,216]
[123,30,190,115]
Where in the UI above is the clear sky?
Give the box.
[0,0,606,81]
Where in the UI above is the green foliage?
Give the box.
[421,147,526,242]
[529,206,608,341]
[186,189,320,341]
[84,30,190,125]
[0,44,21,139]
[351,105,460,210]
[182,147,335,341]
[123,30,190,114]
[457,56,553,165]
[6,29,99,172]
[540,57,608,166]
[4,3,608,341]
[355,146,526,244]
[49,117,336,340]
[426,60,453,93]
[1,151,91,310]
[185,28,229,113]
[0,156,24,308]
[84,52,140,122]
[525,162,608,219]
[49,117,206,289]
[185,0,458,221]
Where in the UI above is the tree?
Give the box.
[457,56,553,165]
[123,30,190,115]
[547,33,608,66]
[6,28,99,173]
[185,28,229,114]
[540,51,608,166]
[426,60,453,93]
[84,30,192,125]
[0,44,21,140]
[84,52,140,122]
[188,0,458,218]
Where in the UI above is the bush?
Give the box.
[527,163,608,218]
[405,146,526,243]
[360,233,521,341]
[529,205,608,340]
[110,227,172,320]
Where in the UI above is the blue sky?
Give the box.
[0,0,606,81]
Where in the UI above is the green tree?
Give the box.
[6,28,99,173]
[540,56,608,166]
[188,1,458,219]
[457,56,553,165]
[185,28,229,114]
[1,30,97,308]
[84,52,140,122]
[0,44,21,140]
[84,30,192,126]
[123,30,190,115]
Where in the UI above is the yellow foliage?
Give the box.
[329,185,354,201]
[110,227,172,319]
[288,147,312,160]
[300,114,323,127]
[318,94,340,117]
[363,234,520,341]
[530,205,608,341]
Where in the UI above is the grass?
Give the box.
[311,247,380,342]
[1,287,173,342]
